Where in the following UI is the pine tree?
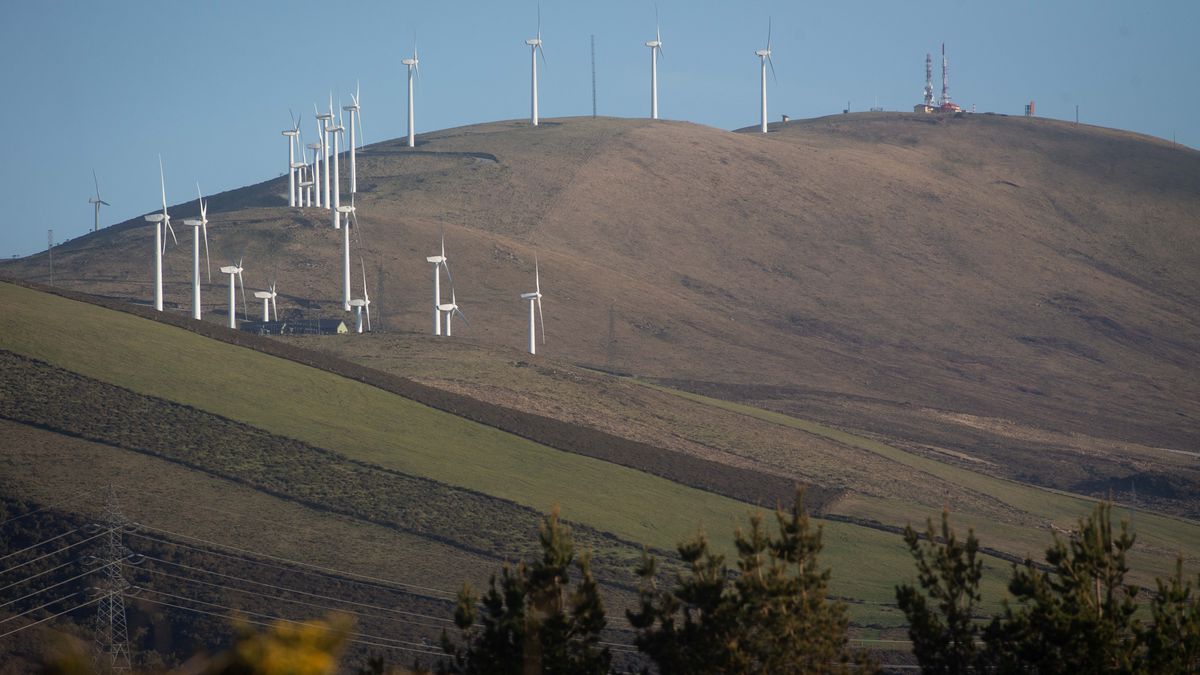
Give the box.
[984,501,1140,674]
[1136,555,1200,673]
[438,508,610,675]
[895,509,987,673]
[628,491,876,674]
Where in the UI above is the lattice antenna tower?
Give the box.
[923,53,934,107]
[90,485,136,672]
[940,42,951,106]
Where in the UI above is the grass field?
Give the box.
[0,281,969,625]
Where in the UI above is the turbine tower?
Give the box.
[402,44,419,147]
[218,259,245,329]
[315,102,333,209]
[349,258,372,333]
[645,11,664,119]
[145,157,177,312]
[525,7,546,126]
[306,141,321,208]
[338,205,354,310]
[89,170,110,232]
[343,85,361,193]
[425,235,451,336]
[182,184,211,320]
[755,19,777,134]
[328,104,344,230]
[520,257,545,355]
[282,114,300,207]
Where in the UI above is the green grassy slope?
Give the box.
[0,282,952,623]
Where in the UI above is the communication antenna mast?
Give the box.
[923,53,934,107]
[941,43,951,106]
[89,485,137,671]
[591,34,597,117]
[47,230,54,285]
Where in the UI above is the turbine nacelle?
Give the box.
[219,265,242,275]
[525,38,542,46]
[145,214,165,223]
[520,291,542,300]
[426,255,446,264]
[755,49,771,57]
[402,58,418,66]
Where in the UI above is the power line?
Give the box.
[0,564,106,610]
[0,559,79,594]
[0,530,107,576]
[132,524,456,599]
[135,586,440,651]
[135,596,443,657]
[0,595,100,640]
[0,527,82,562]
[0,487,101,527]
[0,591,81,626]
[137,563,448,630]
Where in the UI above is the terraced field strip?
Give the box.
[641,381,1200,580]
[0,283,918,619]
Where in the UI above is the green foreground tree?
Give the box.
[898,501,1200,674]
[628,491,877,675]
[438,508,610,675]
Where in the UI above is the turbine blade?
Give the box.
[165,218,178,246]
[360,256,368,301]
[456,307,469,328]
[238,270,246,318]
[768,53,777,84]
[442,259,453,288]
[537,2,541,40]
[537,296,545,344]
[365,302,371,331]
[158,155,167,211]
[272,295,278,321]
[289,108,296,131]
[534,255,540,294]
[767,16,772,51]
[538,43,547,68]
[202,224,211,283]
[656,4,661,43]
[93,168,100,198]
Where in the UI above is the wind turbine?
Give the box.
[88,170,110,232]
[283,113,300,206]
[425,234,451,336]
[253,282,278,322]
[145,157,178,312]
[305,141,321,208]
[349,258,372,334]
[328,99,344,230]
[645,9,664,119]
[337,204,355,310]
[181,184,212,320]
[401,43,419,147]
[218,259,246,329]
[438,288,468,337]
[525,6,546,126]
[755,19,777,134]
[519,256,545,355]
[315,102,332,209]
[343,84,361,193]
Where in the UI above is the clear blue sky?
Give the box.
[1,0,1196,258]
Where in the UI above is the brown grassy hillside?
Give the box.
[5,112,1198,506]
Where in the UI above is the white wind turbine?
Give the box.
[645,10,664,119]
[145,157,178,312]
[181,184,212,320]
[305,141,321,208]
[520,257,545,355]
[755,19,777,134]
[218,258,246,329]
[282,113,300,206]
[525,7,546,126]
[348,257,372,334]
[342,84,362,193]
[328,99,344,230]
[438,287,468,337]
[88,169,110,232]
[315,102,332,209]
[253,282,278,322]
[401,43,419,147]
[425,234,451,336]
[337,203,355,310]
